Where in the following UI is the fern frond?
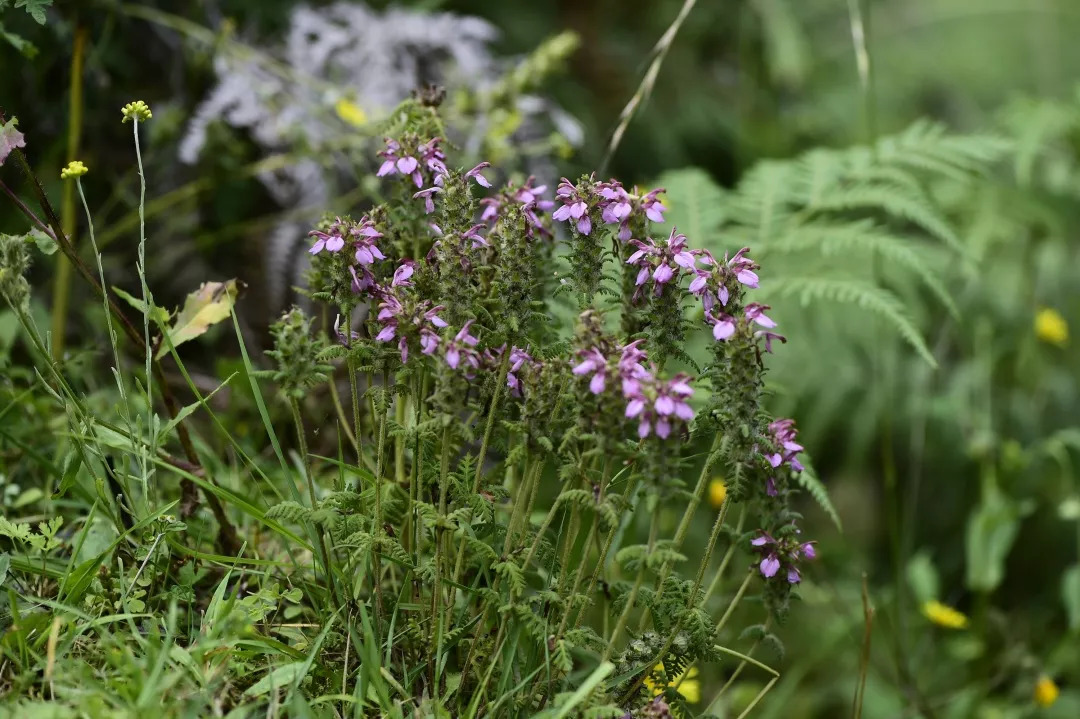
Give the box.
[795,466,842,531]
[767,277,936,366]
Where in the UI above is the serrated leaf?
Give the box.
[157,279,242,359]
[15,0,51,24]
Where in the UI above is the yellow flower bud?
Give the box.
[334,98,367,128]
[921,599,968,629]
[708,478,727,510]
[121,100,153,123]
[1034,676,1059,707]
[60,160,88,179]
[1035,307,1068,347]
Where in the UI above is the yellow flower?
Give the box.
[708,478,727,510]
[1035,308,1068,347]
[642,663,700,704]
[334,98,367,128]
[60,160,88,179]
[121,100,152,123]
[1034,676,1059,708]
[922,600,968,629]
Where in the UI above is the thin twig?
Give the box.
[599,0,700,174]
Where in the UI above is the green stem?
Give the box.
[448,350,511,612]
[432,424,452,696]
[639,432,722,630]
[619,493,732,704]
[573,471,641,630]
[50,26,87,360]
[702,508,746,604]
[603,498,661,660]
[290,397,337,605]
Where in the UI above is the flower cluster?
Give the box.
[688,247,759,311]
[625,370,695,439]
[551,176,666,238]
[751,529,816,584]
[377,137,447,187]
[60,160,88,179]
[625,228,696,298]
[479,176,554,235]
[308,216,387,294]
[372,286,448,363]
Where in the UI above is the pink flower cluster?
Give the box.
[625,228,696,299]
[573,339,695,439]
[480,177,555,236]
[376,137,448,188]
[373,283,448,363]
[551,176,666,237]
[751,529,816,584]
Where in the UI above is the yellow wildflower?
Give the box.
[642,663,700,704]
[708,478,727,510]
[1034,675,1059,708]
[1035,308,1068,347]
[121,100,152,123]
[922,599,968,629]
[60,160,88,179]
[334,98,367,128]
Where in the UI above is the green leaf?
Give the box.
[29,228,55,255]
[157,279,242,359]
[965,487,1028,592]
[906,551,940,604]
[14,0,51,24]
[111,285,170,326]
[1063,564,1080,632]
[0,553,9,587]
[0,22,39,59]
[0,115,25,167]
[243,661,308,697]
[159,372,235,439]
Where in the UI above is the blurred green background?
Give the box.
[5,0,1080,716]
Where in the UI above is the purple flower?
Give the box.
[349,265,375,294]
[392,259,416,287]
[460,224,489,249]
[479,177,554,236]
[688,247,761,313]
[756,331,787,354]
[761,554,781,578]
[624,369,695,439]
[444,320,480,372]
[499,345,541,397]
[552,177,597,235]
[377,137,448,188]
[414,187,441,214]
[625,227,696,298]
[765,418,804,473]
[706,311,736,341]
[418,138,449,179]
[372,288,448,364]
[377,138,424,187]
[465,162,493,188]
[420,328,440,355]
[750,528,816,583]
[573,347,609,395]
[596,181,665,240]
[744,303,776,329]
[639,188,666,223]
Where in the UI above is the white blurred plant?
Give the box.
[180,1,581,313]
